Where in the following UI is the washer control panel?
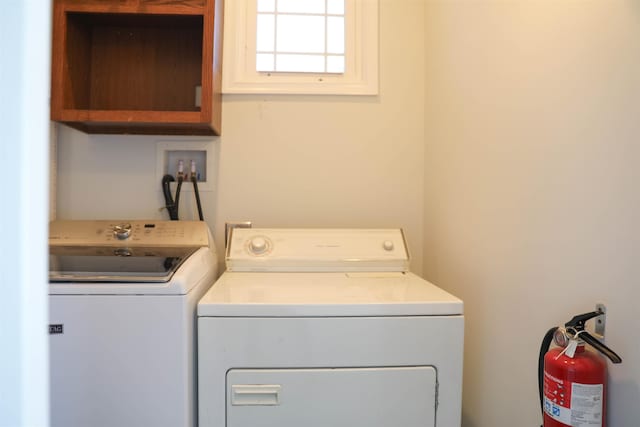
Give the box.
[49,220,210,248]
[226,228,410,272]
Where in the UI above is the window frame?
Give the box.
[222,0,379,95]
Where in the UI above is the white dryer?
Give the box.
[49,220,218,427]
[198,228,464,427]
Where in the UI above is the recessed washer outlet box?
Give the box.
[156,141,215,192]
[165,150,207,182]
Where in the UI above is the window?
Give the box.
[256,0,346,74]
[222,0,378,95]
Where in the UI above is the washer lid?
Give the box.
[49,246,217,295]
[49,220,211,283]
[49,246,197,283]
[197,272,463,317]
[48,220,217,294]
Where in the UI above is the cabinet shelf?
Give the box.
[51,0,222,135]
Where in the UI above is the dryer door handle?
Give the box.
[231,384,281,406]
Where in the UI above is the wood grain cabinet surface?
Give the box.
[50,0,223,135]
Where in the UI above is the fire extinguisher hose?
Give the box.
[538,326,558,425]
[580,331,623,364]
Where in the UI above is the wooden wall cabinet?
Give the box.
[51,0,223,135]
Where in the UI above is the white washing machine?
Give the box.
[198,228,464,427]
[49,220,218,427]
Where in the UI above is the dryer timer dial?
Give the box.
[248,236,270,255]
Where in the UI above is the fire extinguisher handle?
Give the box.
[581,331,623,364]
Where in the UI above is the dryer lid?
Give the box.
[197,271,463,317]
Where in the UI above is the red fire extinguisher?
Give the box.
[538,310,622,427]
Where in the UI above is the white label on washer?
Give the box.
[570,383,603,426]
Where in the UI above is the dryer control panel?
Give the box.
[226,228,410,272]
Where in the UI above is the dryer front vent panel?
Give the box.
[226,367,436,427]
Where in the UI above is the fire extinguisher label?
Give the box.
[544,372,603,426]
[569,383,603,426]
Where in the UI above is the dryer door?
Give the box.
[227,366,437,427]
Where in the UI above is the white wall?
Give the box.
[0,1,51,426]
[57,0,426,272]
[423,1,640,426]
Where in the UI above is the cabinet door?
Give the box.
[226,367,437,427]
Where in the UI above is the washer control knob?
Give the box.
[249,237,268,255]
[383,240,394,251]
[113,223,132,240]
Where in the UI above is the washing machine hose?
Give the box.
[192,175,204,221]
[162,172,202,221]
[174,175,184,219]
[161,174,178,220]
